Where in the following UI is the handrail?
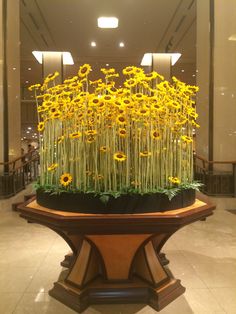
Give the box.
[0,148,40,199]
[195,154,236,165]
[0,148,38,166]
[194,154,236,197]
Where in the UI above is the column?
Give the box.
[152,54,171,81]
[42,52,63,83]
[196,0,236,164]
[0,0,21,168]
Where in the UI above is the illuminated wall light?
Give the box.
[32,51,74,65]
[141,53,181,66]
[228,34,236,41]
[119,42,125,47]
[25,80,29,83]
[181,69,184,73]
[28,67,32,70]
[91,41,96,47]
[26,131,30,134]
[97,17,118,28]
[106,63,109,66]
[192,74,196,77]
[28,127,32,130]
[13,67,16,70]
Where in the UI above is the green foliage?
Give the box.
[35,181,202,201]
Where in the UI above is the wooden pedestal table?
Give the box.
[19,196,215,313]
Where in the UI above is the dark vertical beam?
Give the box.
[209,0,215,165]
[2,0,9,171]
[61,52,64,83]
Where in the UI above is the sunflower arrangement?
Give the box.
[30,64,200,198]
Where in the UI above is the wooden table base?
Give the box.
[49,235,185,313]
[19,196,214,313]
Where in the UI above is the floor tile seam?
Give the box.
[18,251,51,297]
[180,263,209,289]
[207,288,229,313]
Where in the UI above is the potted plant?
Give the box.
[30,64,201,213]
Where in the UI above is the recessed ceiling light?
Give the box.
[32,51,74,65]
[97,17,118,28]
[91,41,96,47]
[119,42,125,47]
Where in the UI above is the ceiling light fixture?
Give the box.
[141,53,181,66]
[91,41,96,47]
[97,17,118,28]
[32,51,74,65]
[119,42,125,47]
[228,34,236,41]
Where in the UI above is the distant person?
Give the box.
[21,148,25,163]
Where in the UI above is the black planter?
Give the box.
[36,189,196,214]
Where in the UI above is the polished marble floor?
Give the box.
[0,188,236,314]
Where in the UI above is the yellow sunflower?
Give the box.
[100,146,109,153]
[118,128,127,137]
[145,71,158,81]
[101,68,115,75]
[151,130,161,140]
[140,151,151,157]
[78,64,91,78]
[123,66,135,75]
[57,136,65,144]
[60,173,72,187]
[181,135,193,143]
[138,108,149,116]
[37,122,45,132]
[86,136,96,143]
[85,130,97,136]
[69,131,82,139]
[114,152,127,162]
[28,83,41,91]
[103,95,113,103]
[90,96,100,107]
[52,112,61,119]
[48,163,58,171]
[116,115,126,125]
[122,98,132,106]
[168,176,181,185]
[124,78,136,88]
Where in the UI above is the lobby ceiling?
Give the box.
[20,0,196,87]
